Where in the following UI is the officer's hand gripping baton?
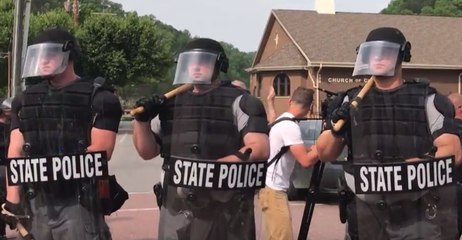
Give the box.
[332,78,375,132]
[1,203,34,240]
[130,83,193,116]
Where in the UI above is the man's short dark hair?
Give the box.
[291,87,314,108]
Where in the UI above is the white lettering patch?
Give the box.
[354,156,455,194]
[170,158,267,190]
[7,152,108,186]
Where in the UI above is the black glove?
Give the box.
[134,95,166,122]
[0,200,23,230]
[330,102,350,137]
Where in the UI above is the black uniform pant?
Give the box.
[28,191,112,240]
[158,186,256,240]
[0,168,6,236]
[345,191,458,240]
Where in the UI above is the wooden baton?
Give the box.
[332,78,375,132]
[130,83,193,116]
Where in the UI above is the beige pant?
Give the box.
[258,186,293,240]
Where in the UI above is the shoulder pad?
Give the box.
[427,86,436,95]
[95,77,115,92]
[94,77,106,87]
[345,86,361,98]
[87,76,115,93]
[403,79,436,94]
[328,91,348,110]
[434,93,455,118]
[239,94,266,117]
[405,78,430,85]
[220,80,233,87]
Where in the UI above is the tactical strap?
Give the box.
[91,77,106,104]
[267,146,290,167]
[267,117,307,167]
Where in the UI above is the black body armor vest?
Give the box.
[159,85,245,160]
[350,82,434,163]
[19,79,95,156]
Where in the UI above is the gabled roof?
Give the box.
[252,10,462,70]
[253,42,306,70]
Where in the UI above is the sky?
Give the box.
[111,0,392,52]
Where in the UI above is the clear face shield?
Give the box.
[22,43,70,78]
[352,41,401,77]
[173,51,218,85]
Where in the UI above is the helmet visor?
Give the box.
[352,41,401,77]
[22,43,70,78]
[173,51,218,85]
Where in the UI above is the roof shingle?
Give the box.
[254,42,306,68]
[272,10,462,67]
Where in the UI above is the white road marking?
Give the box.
[118,133,128,144]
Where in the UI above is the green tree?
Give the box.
[0,0,14,91]
[30,0,123,14]
[421,0,462,16]
[222,42,254,86]
[381,0,436,14]
[381,0,462,16]
[30,0,63,13]
[76,12,173,87]
[28,9,76,40]
[0,0,256,97]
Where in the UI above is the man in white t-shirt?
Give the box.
[259,86,319,240]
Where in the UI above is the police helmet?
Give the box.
[365,27,411,62]
[182,38,229,73]
[173,38,229,85]
[352,27,411,77]
[22,28,80,79]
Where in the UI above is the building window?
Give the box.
[273,72,290,96]
[254,75,262,97]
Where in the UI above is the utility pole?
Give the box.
[11,0,31,97]
[11,0,26,98]
[7,51,11,97]
[73,0,79,25]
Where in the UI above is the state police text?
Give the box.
[7,152,108,186]
[354,156,455,194]
[171,158,267,190]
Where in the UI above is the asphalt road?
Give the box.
[7,121,346,240]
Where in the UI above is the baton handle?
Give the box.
[130,84,193,116]
[17,221,33,239]
[332,78,374,132]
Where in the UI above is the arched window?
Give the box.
[255,75,262,97]
[273,72,290,96]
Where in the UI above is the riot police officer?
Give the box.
[316,27,461,239]
[0,98,12,239]
[132,38,270,240]
[2,28,122,240]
